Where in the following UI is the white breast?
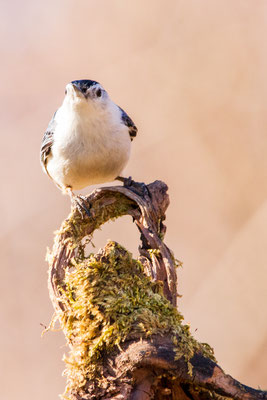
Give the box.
[47,99,131,190]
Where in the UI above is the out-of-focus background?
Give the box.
[1,0,267,398]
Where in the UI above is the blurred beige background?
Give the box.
[1,0,267,398]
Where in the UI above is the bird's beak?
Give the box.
[72,83,83,95]
[65,83,86,101]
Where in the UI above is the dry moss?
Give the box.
[57,194,134,246]
[56,240,216,395]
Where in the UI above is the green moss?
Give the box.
[56,240,216,395]
[52,195,134,257]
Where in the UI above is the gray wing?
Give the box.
[118,106,137,141]
[40,111,57,176]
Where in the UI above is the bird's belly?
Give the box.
[47,134,131,190]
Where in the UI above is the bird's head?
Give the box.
[64,80,108,109]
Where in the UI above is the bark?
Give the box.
[47,180,267,400]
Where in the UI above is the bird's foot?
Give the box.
[115,175,133,187]
[66,188,91,217]
[115,176,149,197]
[73,194,91,217]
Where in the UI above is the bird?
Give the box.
[40,79,137,214]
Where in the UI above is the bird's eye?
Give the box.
[96,88,102,97]
[65,89,67,95]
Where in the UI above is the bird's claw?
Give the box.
[72,195,91,218]
[123,176,133,187]
[116,176,149,197]
[115,175,133,187]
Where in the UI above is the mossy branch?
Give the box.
[46,180,267,400]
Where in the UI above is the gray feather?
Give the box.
[118,106,137,141]
[40,111,57,176]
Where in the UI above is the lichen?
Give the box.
[55,240,216,396]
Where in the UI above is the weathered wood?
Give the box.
[47,180,267,399]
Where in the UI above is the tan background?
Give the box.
[1,0,267,398]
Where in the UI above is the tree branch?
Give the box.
[46,180,266,399]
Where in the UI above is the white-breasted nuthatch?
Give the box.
[40,80,137,212]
